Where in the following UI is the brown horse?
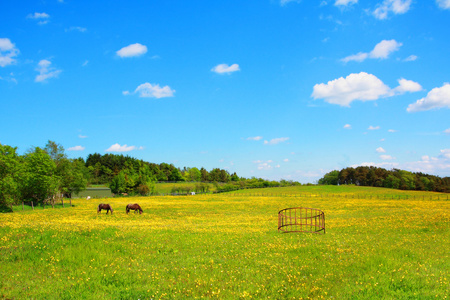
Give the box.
[126,203,143,214]
[97,203,113,214]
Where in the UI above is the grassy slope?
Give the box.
[1,185,449,299]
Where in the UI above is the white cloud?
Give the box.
[264,137,290,145]
[27,12,50,25]
[404,55,418,61]
[283,159,289,162]
[376,147,386,153]
[35,59,62,82]
[247,136,263,141]
[312,72,390,106]
[341,52,368,63]
[392,78,423,94]
[407,83,450,112]
[373,0,412,19]
[388,129,397,132]
[0,38,19,67]
[341,40,402,63]
[67,146,85,151]
[116,43,147,58]
[436,0,450,9]
[126,82,175,98]
[444,128,450,134]
[78,134,87,138]
[82,60,89,67]
[211,63,240,74]
[335,0,358,6]
[344,124,352,129]
[370,40,403,59]
[380,154,395,160]
[368,125,380,130]
[27,12,50,19]
[312,72,421,107]
[106,143,136,152]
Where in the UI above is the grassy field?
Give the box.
[1,186,449,299]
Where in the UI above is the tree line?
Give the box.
[0,141,301,209]
[85,153,300,195]
[318,166,450,192]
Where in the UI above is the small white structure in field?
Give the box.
[191,192,195,195]
[86,196,91,200]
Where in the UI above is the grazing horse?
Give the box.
[126,203,143,214]
[97,203,113,214]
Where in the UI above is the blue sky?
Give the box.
[1,0,449,183]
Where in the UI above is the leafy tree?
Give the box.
[44,141,88,198]
[383,174,401,189]
[319,170,339,185]
[168,168,184,182]
[0,144,22,209]
[22,147,59,206]
[230,172,239,182]
[200,167,209,182]
[110,171,126,194]
[187,167,201,181]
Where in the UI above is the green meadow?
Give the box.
[0,186,449,299]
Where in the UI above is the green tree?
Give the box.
[168,168,184,182]
[319,170,339,185]
[23,147,59,206]
[0,144,23,209]
[188,167,201,182]
[110,171,126,194]
[383,174,400,189]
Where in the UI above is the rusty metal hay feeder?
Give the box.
[278,207,325,234]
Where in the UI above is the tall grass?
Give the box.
[1,187,449,299]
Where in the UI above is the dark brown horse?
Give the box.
[126,203,143,214]
[97,203,113,214]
